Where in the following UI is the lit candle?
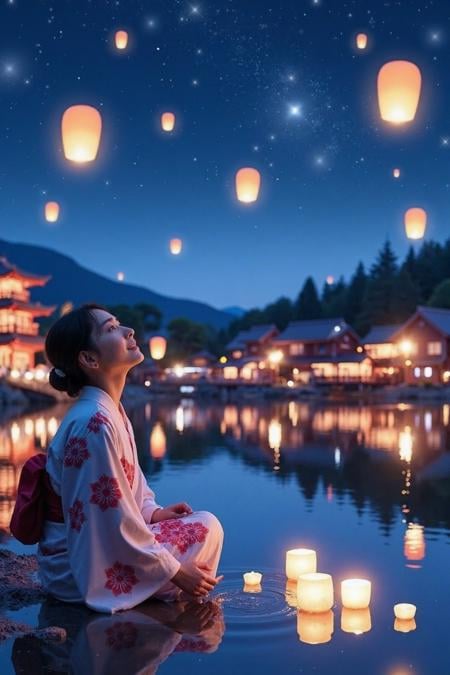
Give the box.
[394,603,416,620]
[297,573,334,612]
[341,579,372,609]
[341,608,372,635]
[297,610,334,645]
[243,571,262,586]
[286,548,317,580]
[243,583,262,594]
[394,618,416,633]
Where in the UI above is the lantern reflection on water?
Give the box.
[399,426,413,462]
[150,423,166,459]
[341,607,372,635]
[404,523,425,564]
[297,610,334,645]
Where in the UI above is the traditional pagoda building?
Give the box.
[0,256,55,371]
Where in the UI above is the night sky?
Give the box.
[1,0,450,310]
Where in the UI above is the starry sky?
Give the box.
[1,0,450,310]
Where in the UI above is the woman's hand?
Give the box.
[151,503,193,523]
[171,562,223,598]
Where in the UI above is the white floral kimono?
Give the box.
[38,386,223,613]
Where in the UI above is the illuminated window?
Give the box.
[289,343,304,356]
[414,367,421,378]
[424,367,433,378]
[427,341,442,356]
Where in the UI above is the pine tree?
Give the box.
[390,268,420,320]
[264,296,293,330]
[295,277,322,320]
[358,241,398,331]
[345,262,367,331]
[322,277,347,318]
[428,279,450,309]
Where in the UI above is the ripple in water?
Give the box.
[211,569,296,639]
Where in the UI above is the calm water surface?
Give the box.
[0,398,449,674]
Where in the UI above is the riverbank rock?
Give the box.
[0,550,46,610]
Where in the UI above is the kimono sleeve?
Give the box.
[136,466,162,524]
[60,420,180,613]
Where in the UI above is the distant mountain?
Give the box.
[0,239,233,329]
[221,306,247,318]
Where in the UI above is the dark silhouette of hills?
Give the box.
[0,239,232,329]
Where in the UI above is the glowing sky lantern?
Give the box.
[150,336,167,360]
[326,275,335,285]
[393,168,401,178]
[150,423,166,459]
[377,61,422,124]
[235,167,261,203]
[114,30,128,50]
[170,238,182,255]
[45,201,60,223]
[61,105,102,163]
[356,33,368,50]
[117,271,125,282]
[404,207,427,240]
[161,112,175,132]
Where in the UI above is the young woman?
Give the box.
[37,303,223,613]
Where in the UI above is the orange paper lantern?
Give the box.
[161,112,175,132]
[393,168,401,178]
[235,167,261,203]
[404,207,427,240]
[377,61,422,124]
[169,238,182,255]
[356,33,368,50]
[61,105,102,163]
[115,30,128,50]
[150,336,167,360]
[45,201,60,223]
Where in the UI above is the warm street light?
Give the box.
[268,350,283,364]
[399,339,414,357]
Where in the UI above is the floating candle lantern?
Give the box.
[341,579,372,609]
[115,30,128,50]
[169,238,182,255]
[394,618,416,633]
[243,571,262,586]
[244,583,262,594]
[286,548,317,581]
[404,207,427,240]
[377,60,422,124]
[45,201,60,223]
[297,573,334,613]
[161,112,175,132]
[356,33,368,50]
[149,336,167,361]
[61,105,102,163]
[297,610,334,645]
[341,608,372,635]
[235,167,261,203]
[394,603,416,620]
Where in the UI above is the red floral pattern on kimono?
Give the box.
[175,638,210,652]
[69,499,86,532]
[105,561,139,596]
[105,621,138,650]
[63,437,90,468]
[120,457,135,489]
[87,411,110,434]
[90,474,122,511]
[154,520,209,554]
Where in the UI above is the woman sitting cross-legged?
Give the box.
[15,304,224,613]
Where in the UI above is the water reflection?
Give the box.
[11,597,225,674]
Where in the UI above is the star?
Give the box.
[288,103,302,118]
[441,136,449,147]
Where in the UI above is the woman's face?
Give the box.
[88,308,144,373]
